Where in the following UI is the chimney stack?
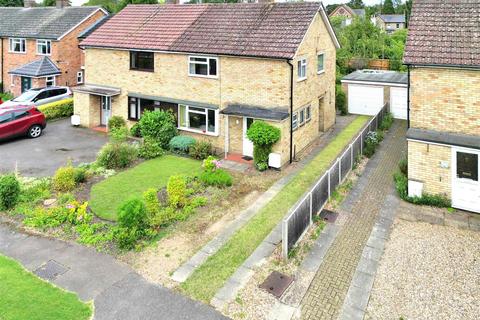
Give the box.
[56,0,71,9]
[24,0,36,8]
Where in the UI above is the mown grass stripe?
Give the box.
[180,116,370,302]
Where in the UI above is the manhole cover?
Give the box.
[241,156,253,161]
[56,148,72,152]
[34,260,69,280]
[320,209,338,223]
[259,271,293,298]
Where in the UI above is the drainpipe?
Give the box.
[407,64,410,129]
[1,38,3,93]
[287,59,294,163]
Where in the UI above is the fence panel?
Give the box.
[330,159,340,192]
[340,147,352,182]
[311,173,329,215]
[352,135,361,160]
[286,195,311,251]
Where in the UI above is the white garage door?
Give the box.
[390,87,408,120]
[348,84,384,116]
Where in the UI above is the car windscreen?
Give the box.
[12,91,38,102]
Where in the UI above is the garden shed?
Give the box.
[341,70,408,120]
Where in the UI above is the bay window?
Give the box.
[188,56,218,78]
[178,104,217,135]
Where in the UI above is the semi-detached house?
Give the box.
[73,2,340,167]
[404,0,480,213]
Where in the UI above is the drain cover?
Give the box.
[320,209,339,223]
[241,156,253,161]
[259,271,293,298]
[34,260,69,280]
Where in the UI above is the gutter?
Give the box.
[287,59,294,163]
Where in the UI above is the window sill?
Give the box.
[188,74,219,80]
[130,68,155,73]
[297,77,307,82]
[179,127,218,137]
[37,53,51,56]
[9,51,26,54]
[317,70,325,75]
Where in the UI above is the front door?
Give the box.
[452,148,480,213]
[21,77,31,93]
[101,96,111,126]
[243,117,254,158]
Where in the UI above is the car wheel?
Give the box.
[28,125,43,138]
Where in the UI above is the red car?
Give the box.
[0,106,46,140]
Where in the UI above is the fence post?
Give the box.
[350,144,354,170]
[309,192,313,225]
[328,169,331,198]
[282,219,288,260]
[338,160,341,184]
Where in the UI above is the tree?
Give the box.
[83,0,118,13]
[116,0,158,12]
[383,0,395,14]
[0,0,23,6]
[326,4,340,15]
[42,0,55,6]
[348,0,364,9]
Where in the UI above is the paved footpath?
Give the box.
[0,223,228,320]
[299,121,407,320]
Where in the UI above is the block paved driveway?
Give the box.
[0,222,228,320]
[300,121,407,320]
[0,119,108,177]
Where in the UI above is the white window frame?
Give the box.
[317,52,325,74]
[292,112,298,131]
[188,56,219,79]
[297,58,307,81]
[45,76,55,87]
[9,38,26,53]
[10,74,15,87]
[299,109,305,126]
[77,71,84,84]
[178,104,219,136]
[36,39,51,56]
[306,105,311,122]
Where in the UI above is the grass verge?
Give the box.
[181,116,370,302]
[90,155,201,220]
[0,255,91,320]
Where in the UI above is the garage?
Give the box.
[342,69,408,119]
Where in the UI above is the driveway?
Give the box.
[0,119,108,177]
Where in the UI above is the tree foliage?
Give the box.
[0,0,23,6]
[347,0,364,9]
[383,0,395,14]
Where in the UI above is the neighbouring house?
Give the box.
[73,3,340,167]
[404,0,480,213]
[0,0,108,96]
[373,14,406,34]
[329,4,365,26]
[341,69,407,120]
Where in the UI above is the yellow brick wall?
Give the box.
[410,67,480,136]
[408,140,451,197]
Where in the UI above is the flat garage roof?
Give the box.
[341,69,407,85]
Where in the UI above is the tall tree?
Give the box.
[383,0,395,14]
[116,0,158,12]
[42,0,56,6]
[348,0,364,9]
[0,0,23,6]
[83,0,118,13]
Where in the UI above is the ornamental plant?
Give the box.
[138,110,178,149]
[246,120,281,171]
[202,156,221,173]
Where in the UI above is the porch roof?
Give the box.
[221,104,289,121]
[8,57,61,77]
[72,84,121,97]
[407,128,480,150]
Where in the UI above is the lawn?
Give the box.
[90,155,202,220]
[0,255,91,320]
[181,116,370,302]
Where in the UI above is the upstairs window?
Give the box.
[297,58,307,80]
[317,53,325,74]
[130,51,154,72]
[36,39,51,55]
[9,38,26,53]
[189,56,218,78]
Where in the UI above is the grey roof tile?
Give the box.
[9,56,61,77]
[221,104,289,121]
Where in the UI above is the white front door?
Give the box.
[390,87,408,120]
[101,96,111,126]
[348,84,384,116]
[452,147,480,213]
[243,117,254,158]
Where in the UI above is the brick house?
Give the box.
[374,14,406,34]
[73,3,340,167]
[328,4,365,26]
[0,1,107,96]
[404,0,480,213]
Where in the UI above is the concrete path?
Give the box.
[299,121,407,320]
[0,223,228,320]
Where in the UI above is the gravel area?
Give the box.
[366,219,480,320]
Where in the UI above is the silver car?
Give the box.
[1,86,72,108]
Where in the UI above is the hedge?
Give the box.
[38,98,74,121]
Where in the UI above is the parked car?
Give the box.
[0,106,46,140]
[0,87,72,108]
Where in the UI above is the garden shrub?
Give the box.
[139,137,164,159]
[363,131,380,158]
[38,98,73,120]
[66,201,92,225]
[109,126,129,143]
[189,140,214,160]
[199,169,233,187]
[0,174,21,210]
[0,91,14,102]
[23,206,69,229]
[399,157,408,176]
[139,110,178,149]
[143,188,160,220]
[379,112,394,131]
[167,175,187,208]
[394,171,451,208]
[130,122,142,137]
[336,84,347,116]
[108,116,126,131]
[96,142,138,169]
[191,196,207,208]
[246,121,281,171]
[202,156,221,172]
[114,226,142,250]
[117,198,148,230]
[73,168,87,184]
[52,165,76,192]
[169,136,196,154]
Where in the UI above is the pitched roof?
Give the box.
[0,6,105,39]
[8,56,61,77]
[404,0,480,67]
[378,14,405,23]
[78,15,112,40]
[81,3,338,59]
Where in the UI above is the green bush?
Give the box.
[114,226,142,250]
[117,198,148,230]
[0,91,13,102]
[23,206,69,229]
[167,175,187,208]
[246,121,281,170]
[379,112,394,131]
[399,157,408,176]
[202,156,220,173]
[336,85,347,116]
[37,98,73,120]
[52,166,77,192]
[109,126,129,143]
[169,136,196,153]
[96,142,138,169]
[73,168,87,184]
[139,110,178,149]
[143,188,160,221]
[199,169,233,187]
[363,131,380,158]
[189,140,214,160]
[0,174,21,210]
[139,138,164,159]
[130,122,142,137]
[108,116,126,131]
